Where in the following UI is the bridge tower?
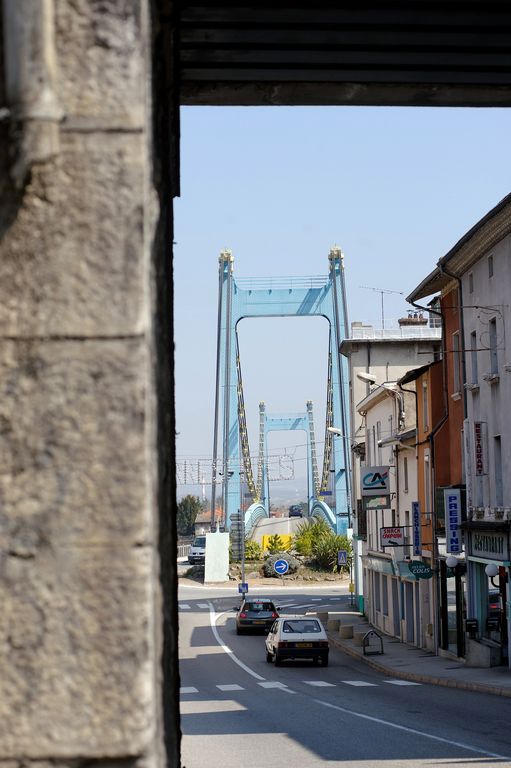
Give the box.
[211,248,351,533]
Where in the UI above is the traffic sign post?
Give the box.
[337,550,348,567]
[274,558,289,576]
[238,582,248,594]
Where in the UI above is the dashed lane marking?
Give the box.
[383,680,422,686]
[180,686,198,694]
[197,603,209,608]
[180,604,191,610]
[258,681,289,689]
[303,680,336,687]
[217,684,244,691]
[341,680,378,687]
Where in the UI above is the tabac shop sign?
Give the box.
[361,466,390,496]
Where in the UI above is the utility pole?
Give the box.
[359,285,404,329]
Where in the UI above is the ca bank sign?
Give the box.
[361,466,390,496]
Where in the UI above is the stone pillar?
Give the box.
[0,1,179,765]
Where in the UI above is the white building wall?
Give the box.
[462,234,511,514]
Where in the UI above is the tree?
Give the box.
[177,494,202,536]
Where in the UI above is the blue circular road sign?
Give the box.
[274,558,289,575]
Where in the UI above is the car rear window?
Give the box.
[282,619,321,633]
[245,602,274,612]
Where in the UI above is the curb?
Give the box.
[328,632,511,698]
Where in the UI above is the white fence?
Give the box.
[178,543,191,559]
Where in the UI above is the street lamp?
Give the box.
[446,555,460,569]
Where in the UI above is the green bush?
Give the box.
[292,517,331,557]
[312,533,352,572]
[266,533,290,555]
[244,539,263,561]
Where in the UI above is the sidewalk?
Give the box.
[323,608,511,698]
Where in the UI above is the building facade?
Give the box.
[408,193,511,667]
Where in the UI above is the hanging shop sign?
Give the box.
[445,488,462,554]
[408,561,433,580]
[468,531,509,561]
[380,526,405,547]
[361,466,390,496]
[363,495,390,511]
[412,501,421,556]
[474,421,487,476]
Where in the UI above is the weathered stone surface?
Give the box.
[0,132,146,337]
[0,339,149,545]
[0,546,155,756]
[55,0,145,127]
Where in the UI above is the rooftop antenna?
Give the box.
[359,285,404,329]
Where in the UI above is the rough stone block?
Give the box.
[0,339,149,545]
[0,132,147,337]
[0,546,155,757]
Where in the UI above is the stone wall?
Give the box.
[0,1,178,765]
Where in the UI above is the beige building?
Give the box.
[341,318,441,647]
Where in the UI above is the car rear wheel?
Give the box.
[273,653,282,666]
[236,627,243,636]
[321,654,329,667]
[266,650,272,663]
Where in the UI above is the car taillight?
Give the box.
[271,612,278,618]
[240,612,247,618]
[278,641,288,648]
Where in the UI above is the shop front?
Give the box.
[464,524,510,667]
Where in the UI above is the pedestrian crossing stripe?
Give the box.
[341,680,377,687]
[179,679,422,694]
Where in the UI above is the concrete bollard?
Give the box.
[317,611,329,627]
[327,618,340,632]
[339,624,354,639]
[353,630,366,646]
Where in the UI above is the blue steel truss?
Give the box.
[211,248,351,534]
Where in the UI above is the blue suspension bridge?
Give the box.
[211,248,351,539]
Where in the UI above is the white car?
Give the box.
[265,616,329,667]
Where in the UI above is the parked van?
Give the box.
[188,535,206,565]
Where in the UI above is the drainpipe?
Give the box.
[3,0,63,186]
[437,263,468,420]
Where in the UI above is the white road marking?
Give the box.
[209,604,266,681]
[304,680,335,687]
[180,604,191,610]
[258,681,288,689]
[217,684,244,691]
[341,680,378,687]
[180,686,198,694]
[310,598,322,601]
[383,679,422,686]
[313,698,511,760]
[197,603,209,608]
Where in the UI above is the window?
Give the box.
[470,331,478,385]
[488,254,494,278]
[422,380,429,429]
[374,572,381,612]
[382,575,389,616]
[489,318,498,374]
[452,332,461,392]
[403,456,409,493]
[468,272,474,293]
[494,436,503,507]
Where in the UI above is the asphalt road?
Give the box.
[179,584,511,768]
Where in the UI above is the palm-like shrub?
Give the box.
[312,533,352,572]
[292,517,330,557]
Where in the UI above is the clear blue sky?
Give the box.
[174,106,511,499]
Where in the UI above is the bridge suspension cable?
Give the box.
[320,344,334,494]
[235,332,258,501]
[306,400,321,498]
